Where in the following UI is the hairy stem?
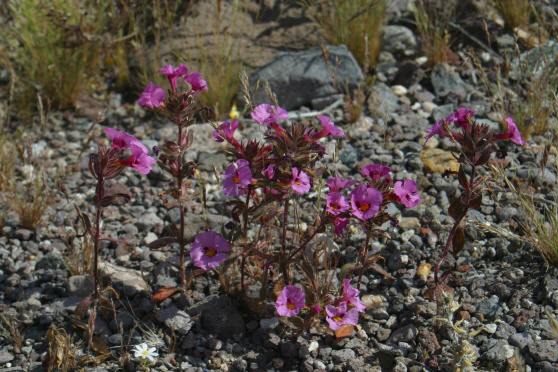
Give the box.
[178,126,186,289]
[281,197,290,285]
[357,234,370,288]
[93,176,104,300]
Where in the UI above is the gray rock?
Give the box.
[431,63,469,98]
[102,262,150,298]
[35,250,66,271]
[388,324,418,344]
[509,332,534,353]
[156,306,193,335]
[65,275,94,297]
[250,45,363,110]
[331,348,356,363]
[476,295,501,320]
[0,351,14,364]
[281,342,299,357]
[432,104,454,121]
[483,339,514,363]
[367,82,399,120]
[381,25,417,56]
[529,340,558,362]
[136,212,163,231]
[494,322,516,339]
[201,300,245,340]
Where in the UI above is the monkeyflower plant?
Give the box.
[74,128,156,347]
[422,108,527,306]
[211,95,421,335]
[136,64,230,300]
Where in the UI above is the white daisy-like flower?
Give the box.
[133,343,158,362]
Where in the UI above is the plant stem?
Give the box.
[243,185,251,234]
[281,197,290,285]
[93,176,104,300]
[357,234,370,288]
[178,126,186,288]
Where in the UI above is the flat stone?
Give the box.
[331,348,356,363]
[388,324,418,344]
[156,306,193,335]
[65,275,94,297]
[529,340,558,362]
[0,351,14,364]
[420,148,460,174]
[101,262,150,298]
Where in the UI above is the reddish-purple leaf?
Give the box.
[468,194,482,210]
[448,197,466,220]
[452,228,465,257]
[152,287,180,303]
[458,166,469,191]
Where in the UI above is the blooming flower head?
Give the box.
[325,302,360,330]
[447,108,474,129]
[341,279,366,312]
[424,120,446,144]
[361,164,391,180]
[222,159,252,196]
[251,103,289,125]
[276,285,306,317]
[326,192,350,215]
[291,167,311,195]
[494,117,528,146]
[312,115,345,139]
[183,71,208,93]
[133,343,158,362]
[104,128,148,153]
[124,144,157,175]
[350,185,382,220]
[212,119,239,143]
[393,179,421,208]
[333,217,350,236]
[327,174,356,192]
[157,63,189,92]
[190,231,230,271]
[137,82,165,109]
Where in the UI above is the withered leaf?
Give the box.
[335,324,354,338]
[91,336,110,355]
[75,298,92,319]
[148,237,178,250]
[152,286,180,303]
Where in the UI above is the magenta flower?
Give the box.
[350,185,382,220]
[222,159,252,196]
[262,164,275,179]
[333,217,350,235]
[325,302,359,330]
[124,144,157,175]
[424,120,446,144]
[251,103,289,125]
[190,231,230,271]
[361,164,391,180]
[104,128,148,153]
[312,115,345,139]
[494,117,528,146]
[291,167,311,195]
[183,71,208,93]
[157,64,189,92]
[326,192,350,215]
[341,279,366,313]
[137,82,165,109]
[394,179,420,208]
[276,285,306,317]
[213,119,239,143]
[447,108,474,129]
[327,174,356,192]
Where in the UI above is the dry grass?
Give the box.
[0,0,124,112]
[492,0,532,30]
[0,311,27,349]
[61,222,95,276]
[301,0,388,72]
[413,0,456,67]
[343,85,366,123]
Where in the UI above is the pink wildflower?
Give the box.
[350,185,382,220]
[494,117,528,146]
[190,231,230,271]
[251,103,289,125]
[137,82,165,109]
[212,120,238,143]
[157,64,189,92]
[183,71,208,93]
[361,164,391,180]
[424,120,446,144]
[123,144,157,175]
[291,167,311,195]
[222,159,252,196]
[332,217,350,236]
[262,164,275,179]
[393,180,421,208]
[276,285,306,317]
[327,174,356,192]
[340,279,366,312]
[447,108,474,129]
[326,192,350,215]
[325,302,359,330]
[104,128,148,153]
[312,115,345,139]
